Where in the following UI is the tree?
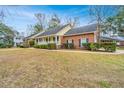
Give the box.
[102,6,124,36]
[0,10,6,22]
[0,22,15,46]
[35,13,46,31]
[48,14,61,30]
[66,16,80,27]
[34,23,42,33]
[102,17,117,35]
[26,24,34,36]
[89,5,119,43]
[114,6,124,34]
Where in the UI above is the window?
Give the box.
[86,38,89,43]
[79,39,81,47]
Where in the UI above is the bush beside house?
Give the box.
[34,43,56,49]
[28,40,35,47]
[82,42,116,52]
[62,43,75,49]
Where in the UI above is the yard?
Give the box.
[0,48,124,88]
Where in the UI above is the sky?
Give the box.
[0,5,117,36]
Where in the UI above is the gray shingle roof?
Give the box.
[100,36,124,41]
[37,24,69,37]
[64,24,97,35]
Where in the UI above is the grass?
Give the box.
[117,46,124,50]
[0,48,124,88]
[99,81,111,88]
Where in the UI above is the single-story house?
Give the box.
[25,23,124,49]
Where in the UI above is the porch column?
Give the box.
[48,37,50,43]
[37,38,39,44]
[55,36,57,45]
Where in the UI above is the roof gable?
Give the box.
[37,24,69,37]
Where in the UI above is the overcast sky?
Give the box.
[0,5,118,36]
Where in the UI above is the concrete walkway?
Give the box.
[40,49,124,55]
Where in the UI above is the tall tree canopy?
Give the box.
[48,14,61,30]
[89,5,120,43]
[0,22,15,37]
[102,6,124,36]
[35,13,46,31]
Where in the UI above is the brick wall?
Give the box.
[120,41,124,46]
[62,33,95,49]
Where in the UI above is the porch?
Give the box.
[35,35,61,45]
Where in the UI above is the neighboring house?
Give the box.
[101,29,124,46]
[14,35,24,47]
[100,36,124,46]
[24,31,45,46]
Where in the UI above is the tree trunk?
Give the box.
[97,20,101,44]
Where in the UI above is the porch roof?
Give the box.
[37,24,69,37]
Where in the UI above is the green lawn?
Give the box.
[117,46,124,50]
[0,48,124,88]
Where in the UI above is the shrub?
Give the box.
[82,42,116,52]
[101,42,116,52]
[68,43,74,49]
[34,45,39,48]
[90,43,96,51]
[63,43,74,49]
[0,43,6,48]
[0,43,13,48]
[19,43,29,48]
[63,43,68,49]
[29,40,35,47]
[82,43,90,50]
[34,44,48,49]
[6,44,13,48]
[48,43,56,49]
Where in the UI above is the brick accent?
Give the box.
[120,41,124,46]
[62,33,95,49]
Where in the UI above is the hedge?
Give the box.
[0,44,6,48]
[101,42,116,52]
[0,43,13,48]
[29,40,35,47]
[34,43,56,49]
[48,43,56,49]
[34,44,48,49]
[19,43,29,48]
[82,42,116,52]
